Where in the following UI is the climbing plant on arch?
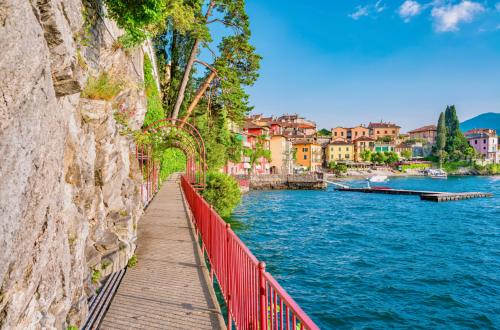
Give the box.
[135,118,207,204]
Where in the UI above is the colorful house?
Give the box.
[368,122,401,140]
[326,141,354,163]
[269,135,293,174]
[353,136,375,161]
[293,140,322,171]
[408,125,437,145]
[464,129,499,163]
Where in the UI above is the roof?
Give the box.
[408,125,437,133]
[395,143,412,149]
[353,136,375,142]
[244,120,263,130]
[368,122,401,129]
[293,139,320,146]
[329,141,353,146]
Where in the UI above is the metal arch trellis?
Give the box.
[136,118,207,205]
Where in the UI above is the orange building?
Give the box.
[331,127,348,141]
[353,136,375,161]
[368,122,401,140]
[293,141,322,171]
[350,125,370,140]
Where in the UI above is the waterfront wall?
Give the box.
[236,174,326,190]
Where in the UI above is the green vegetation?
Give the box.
[127,254,138,268]
[360,149,372,162]
[82,71,123,100]
[475,163,500,175]
[159,149,186,181]
[202,172,241,219]
[91,269,101,284]
[142,54,164,128]
[103,0,194,47]
[400,163,431,172]
[371,151,399,164]
[376,136,392,143]
[328,162,348,176]
[442,160,472,173]
[401,149,412,160]
[317,128,331,136]
[435,105,475,165]
[66,326,79,330]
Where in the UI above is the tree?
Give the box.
[318,128,331,136]
[371,152,387,164]
[384,151,399,164]
[442,105,472,161]
[376,136,392,143]
[360,149,372,162]
[401,149,412,160]
[436,112,446,167]
[168,0,261,121]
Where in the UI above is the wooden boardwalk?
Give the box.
[100,174,225,329]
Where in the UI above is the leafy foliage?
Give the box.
[202,172,241,218]
[360,150,372,162]
[103,0,195,47]
[401,149,412,160]
[143,54,165,128]
[317,128,331,136]
[127,254,138,268]
[376,136,392,143]
[159,148,186,181]
[328,162,347,175]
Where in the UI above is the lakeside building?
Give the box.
[408,125,437,145]
[269,135,294,174]
[353,136,376,162]
[464,129,499,163]
[331,125,369,142]
[293,140,322,171]
[368,121,401,140]
[374,143,395,153]
[394,143,413,159]
[326,141,354,162]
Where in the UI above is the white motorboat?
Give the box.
[368,175,388,183]
[426,168,448,179]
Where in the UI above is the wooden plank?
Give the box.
[100,174,225,330]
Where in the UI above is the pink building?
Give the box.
[464,129,499,163]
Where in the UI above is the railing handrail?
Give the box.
[180,175,319,330]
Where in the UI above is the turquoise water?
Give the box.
[232,176,500,329]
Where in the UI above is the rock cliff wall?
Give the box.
[0,1,150,328]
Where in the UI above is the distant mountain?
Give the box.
[460,112,500,133]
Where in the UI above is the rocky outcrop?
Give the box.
[0,0,149,328]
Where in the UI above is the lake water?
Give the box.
[232,176,500,329]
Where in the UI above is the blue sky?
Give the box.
[241,0,500,132]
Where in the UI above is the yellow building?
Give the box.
[293,141,322,171]
[326,141,354,163]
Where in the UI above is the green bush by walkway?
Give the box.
[202,172,241,219]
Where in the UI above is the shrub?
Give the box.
[127,254,138,268]
[82,72,123,100]
[142,54,164,128]
[160,148,186,181]
[91,269,101,284]
[202,172,241,219]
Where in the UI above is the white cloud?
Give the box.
[431,1,485,32]
[495,2,500,11]
[375,0,387,13]
[399,1,423,22]
[349,5,370,20]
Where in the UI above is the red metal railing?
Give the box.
[181,175,319,330]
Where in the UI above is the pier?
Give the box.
[335,187,492,202]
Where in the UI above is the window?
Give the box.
[334,132,337,136]
[339,147,342,152]
[377,130,380,134]
[346,154,350,158]
[484,139,486,143]
[475,140,478,144]
[341,132,344,136]
[384,130,388,134]
[346,147,349,150]
[392,130,395,134]
[302,147,308,152]
[363,131,366,136]
[303,155,307,160]
[355,132,358,136]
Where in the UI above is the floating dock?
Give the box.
[335,187,492,202]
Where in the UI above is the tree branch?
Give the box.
[194,59,218,75]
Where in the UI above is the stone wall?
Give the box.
[246,174,326,190]
[0,0,149,328]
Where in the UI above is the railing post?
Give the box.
[258,261,267,330]
[226,223,232,330]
